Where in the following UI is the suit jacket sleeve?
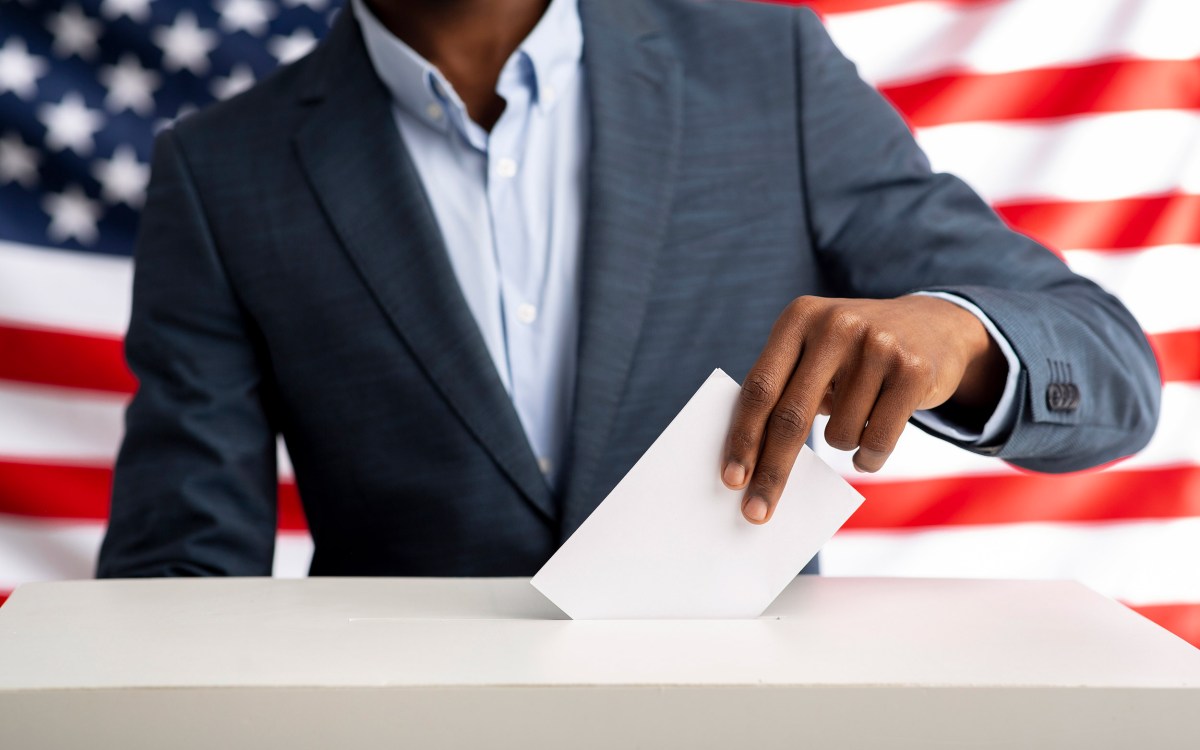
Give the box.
[792,8,1160,473]
[96,128,279,578]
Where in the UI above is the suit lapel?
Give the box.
[561,0,685,537]
[292,12,556,522]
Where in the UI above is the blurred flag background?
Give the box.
[0,0,1196,647]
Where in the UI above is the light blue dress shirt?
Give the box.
[354,0,588,488]
[351,0,1019,488]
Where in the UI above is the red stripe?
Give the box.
[995,193,1200,253]
[277,482,306,531]
[1125,602,1200,650]
[0,589,8,608]
[882,59,1200,128]
[0,459,308,531]
[0,462,113,519]
[2,458,1197,532]
[846,465,1200,530]
[1149,331,1200,384]
[0,322,136,395]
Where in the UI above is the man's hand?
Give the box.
[722,295,1006,524]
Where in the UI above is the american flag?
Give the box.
[1,0,1197,647]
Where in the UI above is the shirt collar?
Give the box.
[352,0,582,133]
[517,0,583,111]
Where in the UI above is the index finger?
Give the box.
[721,301,810,491]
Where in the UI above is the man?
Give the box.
[97,0,1160,578]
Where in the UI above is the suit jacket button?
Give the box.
[1047,383,1066,411]
[1046,383,1079,412]
[1066,383,1081,411]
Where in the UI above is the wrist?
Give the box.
[952,310,1006,411]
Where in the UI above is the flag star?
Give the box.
[46,4,103,61]
[211,64,256,100]
[92,144,149,207]
[99,0,155,23]
[37,92,105,156]
[0,132,41,188]
[98,54,161,115]
[153,11,219,75]
[0,37,49,100]
[283,0,328,10]
[43,184,104,245]
[268,28,317,65]
[216,0,277,37]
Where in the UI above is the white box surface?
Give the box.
[1,576,1197,748]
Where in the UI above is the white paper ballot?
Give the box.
[531,368,866,619]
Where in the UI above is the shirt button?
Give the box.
[425,102,444,121]
[496,157,518,178]
[515,303,538,324]
[537,457,553,476]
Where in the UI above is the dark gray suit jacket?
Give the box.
[97,0,1160,578]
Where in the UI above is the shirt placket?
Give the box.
[487,58,557,483]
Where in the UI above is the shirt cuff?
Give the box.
[908,291,1020,446]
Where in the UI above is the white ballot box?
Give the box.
[1,576,1197,749]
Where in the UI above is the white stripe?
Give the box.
[0,381,295,480]
[0,382,127,463]
[277,439,295,481]
[0,241,132,337]
[272,530,313,578]
[0,516,312,587]
[814,381,1200,483]
[0,517,103,586]
[914,110,1200,204]
[824,517,1200,606]
[824,0,1200,87]
[1063,245,1200,334]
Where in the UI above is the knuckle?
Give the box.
[787,295,819,319]
[863,328,900,359]
[781,297,819,338]
[826,308,866,339]
[888,350,931,386]
[824,424,860,452]
[740,372,778,409]
[754,464,786,491]
[768,404,809,441]
[894,352,931,384]
[727,428,758,456]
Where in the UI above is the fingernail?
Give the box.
[723,462,746,488]
[743,495,769,523]
[853,450,880,474]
